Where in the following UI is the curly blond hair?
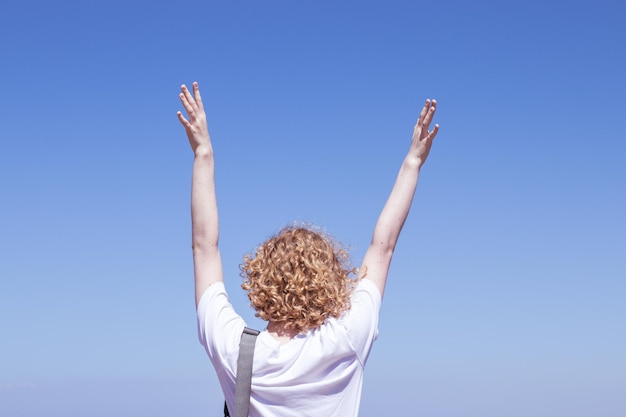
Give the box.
[240,226,357,333]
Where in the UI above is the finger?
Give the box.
[179,84,192,106]
[430,123,440,140]
[422,99,437,130]
[420,124,439,148]
[193,82,204,111]
[177,111,190,128]
[416,99,431,127]
[181,84,196,110]
[179,91,194,115]
[422,103,437,131]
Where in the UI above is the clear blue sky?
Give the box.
[1,1,624,416]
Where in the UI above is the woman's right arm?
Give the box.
[177,82,224,307]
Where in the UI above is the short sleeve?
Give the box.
[197,282,246,374]
[338,279,382,366]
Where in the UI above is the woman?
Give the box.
[177,82,439,416]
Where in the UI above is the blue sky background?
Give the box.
[1,1,624,416]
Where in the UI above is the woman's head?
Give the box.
[241,225,357,333]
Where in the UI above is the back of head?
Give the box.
[241,225,357,333]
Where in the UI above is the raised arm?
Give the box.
[177,82,224,307]
[360,99,439,296]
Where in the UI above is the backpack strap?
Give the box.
[225,327,260,417]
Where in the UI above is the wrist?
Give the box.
[403,155,424,171]
[194,145,214,159]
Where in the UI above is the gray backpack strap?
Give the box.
[231,327,260,417]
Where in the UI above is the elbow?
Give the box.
[191,232,219,254]
[192,239,218,252]
[369,239,395,259]
[192,241,220,261]
[192,226,219,251]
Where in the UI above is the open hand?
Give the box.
[177,82,211,154]
[410,99,439,167]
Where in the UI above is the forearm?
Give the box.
[191,146,219,252]
[370,157,422,254]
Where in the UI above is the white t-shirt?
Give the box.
[197,279,382,417]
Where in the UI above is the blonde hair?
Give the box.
[240,225,357,333]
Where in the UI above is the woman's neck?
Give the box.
[266,321,300,344]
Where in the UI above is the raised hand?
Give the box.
[177,82,211,154]
[409,99,439,167]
